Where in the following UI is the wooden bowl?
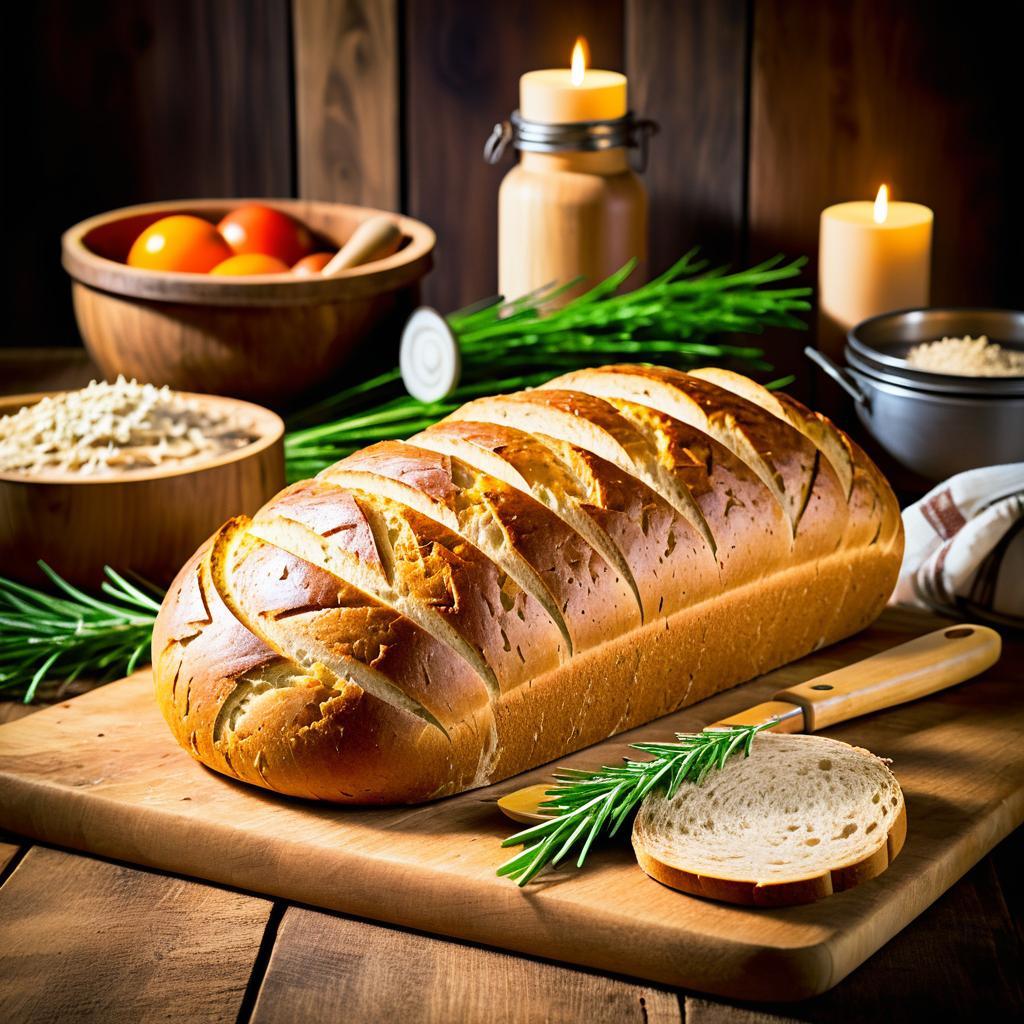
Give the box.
[0,391,285,588]
[62,199,435,407]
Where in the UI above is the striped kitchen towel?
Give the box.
[891,463,1024,628]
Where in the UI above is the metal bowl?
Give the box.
[805,308,1024,481]
[848,308,1024,396]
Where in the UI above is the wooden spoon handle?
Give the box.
[773,624,1001,732]
[322,216,403,275]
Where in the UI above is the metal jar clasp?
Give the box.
[484,111,659,172]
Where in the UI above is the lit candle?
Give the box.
[519,38,627,124]
[818,185,933,357]
[497,39,644,303]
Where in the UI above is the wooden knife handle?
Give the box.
[773,624,1002,732]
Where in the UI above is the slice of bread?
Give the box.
[631,733,906,906]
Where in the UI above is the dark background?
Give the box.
[3,0,1020,374]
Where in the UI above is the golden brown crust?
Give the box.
[323,440,641,651]
[251,479,566,692]
[151,365,905,804]
[210,518,490,729]
[543,364,847,539]
[154,539,896,804]
[155,533,498,803]
[413,419,701,622]
[447,388,722,559]
[672,366,902,555]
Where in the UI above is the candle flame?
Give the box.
[873,184,889,224]
[571,37,588,86]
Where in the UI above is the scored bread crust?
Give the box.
[631,734,908,907]
[542,365,834,533]
[686,366,898,550]
[252,479,566,692]
[323,440,641,651]
[152,366,904,804]
[410,419,703,622]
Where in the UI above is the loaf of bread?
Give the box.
[632,733,907,906]
[152,364,903,803]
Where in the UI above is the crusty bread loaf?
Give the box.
[152,365,904,803]
[632,733,907,906]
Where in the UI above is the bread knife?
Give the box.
[497,623,1002,824]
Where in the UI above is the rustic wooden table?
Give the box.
[0,350,1020,1022]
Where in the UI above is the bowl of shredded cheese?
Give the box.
[805,309,1024,482]
[904,334,1024,377]
[847,308,1024,396]
[0,379,284,587]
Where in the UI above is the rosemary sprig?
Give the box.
[0,563,162,703]
[497,723,771,886]
[284,251,810,479]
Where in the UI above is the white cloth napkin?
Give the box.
[891,464,1024,625]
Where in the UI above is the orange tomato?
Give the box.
[127,215,233,273]
[217,204,314,265]
[291,252,334,276]
[209,253,290,276]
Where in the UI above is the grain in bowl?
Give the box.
[0,377,258,476]
[905,335,1024,377]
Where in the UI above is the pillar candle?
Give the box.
[519,38,626,124]
[498,39,643,303]
[818,186,933,357]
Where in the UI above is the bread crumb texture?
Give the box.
[633,733,904,884]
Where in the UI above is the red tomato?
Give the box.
[217,204,314,265]
[209,253,291,276]
[291,252,334,276]
[127,215,232,273]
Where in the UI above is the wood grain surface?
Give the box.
[626,0,748,273]
[251,908,681,1023]
[62,198,433,404]
[0,608,1020,1001]
[0,836,1017,1021]
[10,2,1022,350]
[293,0,400,210]
[0,842,21,875]
[746,0,1021,406]
[684,843,1024,1021]
[0,846,272,1023]
[5,0,294,348]
[748,0,1019,309]
[404,0,625,312]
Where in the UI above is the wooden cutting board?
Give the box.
[0,607,1020,1002]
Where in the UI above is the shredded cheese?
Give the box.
[905,335,1024,377]
[0,377,256,476]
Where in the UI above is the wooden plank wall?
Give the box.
[3,0,294,348]
[293,0,399,210]
[4,0,1020,351]
[404,0,625,314]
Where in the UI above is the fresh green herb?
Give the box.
[284,251,810,480]
[498,723,771,885]
[0,564,162,703]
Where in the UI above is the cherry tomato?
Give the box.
[127,215,232,273]
[291,252,334,276]
[217,204,314,265]
[209,253,290,276]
